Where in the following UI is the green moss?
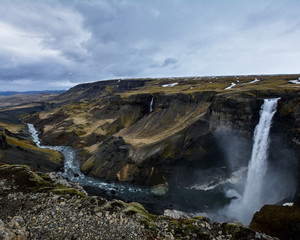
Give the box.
[279,99,300,117]
[81,157,95,172]
[29,171,53,187]
[6,135,62,165]
[166,217,210,238]
[27,168,86,198]
[224,223,242,237]
[193,216,205,221]
[101,199,157,223]
[0,163,26,170]
[169,219,180,229]
[51,186,86,198]
[121,110,141,128]
[139,218,157,231]
[105,85,116,95]
[66,101,90,111]
[0,164,86,198]
[0,164,53,188]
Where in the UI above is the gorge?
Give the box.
[1,74,300,239]
[26,96,293,226]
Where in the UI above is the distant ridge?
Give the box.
[0,90,65,96]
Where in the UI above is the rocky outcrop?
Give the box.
[249,204,300,240]
[0,127,63,173]
[0,128,9,149]
[0,164,86,196]
[0,163,278,240]
[207,94,262,136]
[53,78,150,105]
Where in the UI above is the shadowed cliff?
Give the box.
[24,75,300,189]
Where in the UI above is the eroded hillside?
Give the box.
[24,75,300,188]
[0,93,63,172]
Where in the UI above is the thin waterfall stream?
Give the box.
[150,97,154,113]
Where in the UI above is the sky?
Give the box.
[0,0,300,91]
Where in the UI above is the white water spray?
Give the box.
[227,98,280,225]
[150,97,154,113]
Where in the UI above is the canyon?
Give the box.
[1,74,300,239]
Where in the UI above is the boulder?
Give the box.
[249,204,300,240]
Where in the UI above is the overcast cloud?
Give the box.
[0,0,300,91]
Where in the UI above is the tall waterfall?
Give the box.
[227,98,280,225]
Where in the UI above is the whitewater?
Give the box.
[226,98,280,224]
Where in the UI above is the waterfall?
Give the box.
[150,97,154,113]
[227,98,280,225]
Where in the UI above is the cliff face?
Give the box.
[0,127,63,172]
[0,100,64,172]
[25,75,300,190]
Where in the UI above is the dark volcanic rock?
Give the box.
[0,127,63,172]
[208,95,262,136]
[250,204,300,240]
[89,137,131,176]
[0,128,9,149]
[54,78,150,105]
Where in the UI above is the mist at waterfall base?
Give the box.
[212,98,297,225]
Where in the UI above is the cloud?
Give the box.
[0,0,300,90]
[163,58,178,67]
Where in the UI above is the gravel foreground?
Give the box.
[0,192,146,239]
[0,165,278,240]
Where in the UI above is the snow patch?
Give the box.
[225,82,236,90]
[289,77,300,84]
[161,82,178,87]
[283,202,294,207]
[242,78,260,85]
